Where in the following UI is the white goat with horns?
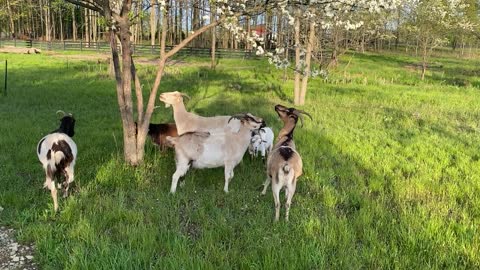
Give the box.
[159,91,232,135]
[166,113,265,193]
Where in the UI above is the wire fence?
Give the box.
[0,39,260,59]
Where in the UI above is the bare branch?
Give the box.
[164,19,224,59]
[63,0,103,13]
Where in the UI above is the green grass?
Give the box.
[0,51,479,269]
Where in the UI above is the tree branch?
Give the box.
[165,18,224,59]
[63,0,103,13]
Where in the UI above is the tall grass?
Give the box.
[0,51,479,269]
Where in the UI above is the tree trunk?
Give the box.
[192,0,200,47]
[283,32,289,82]
[331,29,339,67]
[85,8,90,46]
[45,0,52,41]
[68,0,222,166]
[421,38,427,80]
[293,11,301,105]
[39,0,44,39]
[150,0,157,45]
[59,8,64,41]
[210,3,216,69]
[52,7,57,40]
[277,13,283,49]
[299,20,315,105]
[246,16,251,50]
[93,11,97,42]
[6,0,15,38]
[72,7,77,41]
[116,18,139,165]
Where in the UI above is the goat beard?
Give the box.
[165,103,171,108]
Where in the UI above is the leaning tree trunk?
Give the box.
[299,19,315,105]
[293,10,301,105]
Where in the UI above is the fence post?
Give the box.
[80,41,83,51]
[63,41,66,50]
[14,38,16,47]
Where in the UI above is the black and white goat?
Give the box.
[248,127,274,159]
[37,111,77,212]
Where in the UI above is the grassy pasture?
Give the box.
[0,51,479,269]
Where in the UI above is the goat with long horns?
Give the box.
[263,104,312,221]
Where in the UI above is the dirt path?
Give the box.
[0,207,37,270]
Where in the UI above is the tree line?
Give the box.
[3,1,479,52]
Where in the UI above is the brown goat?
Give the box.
[148,123,178,151]
[262,105,311,221]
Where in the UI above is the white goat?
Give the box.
[166,113,265,193]
[248,127,274,159]
[262,105,311,221]
[159,91,231,135]
[37,111,77,212]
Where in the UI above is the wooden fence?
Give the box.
[0,39,259,58]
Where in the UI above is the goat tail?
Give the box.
[282,164,290,174]
[54,151,65,165]
[278,163,294,185]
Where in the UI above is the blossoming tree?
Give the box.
[63,0,273,165]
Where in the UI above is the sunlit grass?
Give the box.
[0,51,479,268]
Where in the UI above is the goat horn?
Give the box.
[295,109,313,120]
[56,110,66,118]
[228,113,247,123]
[297,114,304,127]
[181,93,191,100]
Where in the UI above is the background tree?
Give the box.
[404,0,473,80]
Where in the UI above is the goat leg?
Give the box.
[285,180,297,221]
[170,162,190,194]
[272,181,281,222]
[223,165,234,193]
[261,176,271,195]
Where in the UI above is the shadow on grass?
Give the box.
[1,55,477,269]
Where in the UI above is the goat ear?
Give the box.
[227,118,242,133]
